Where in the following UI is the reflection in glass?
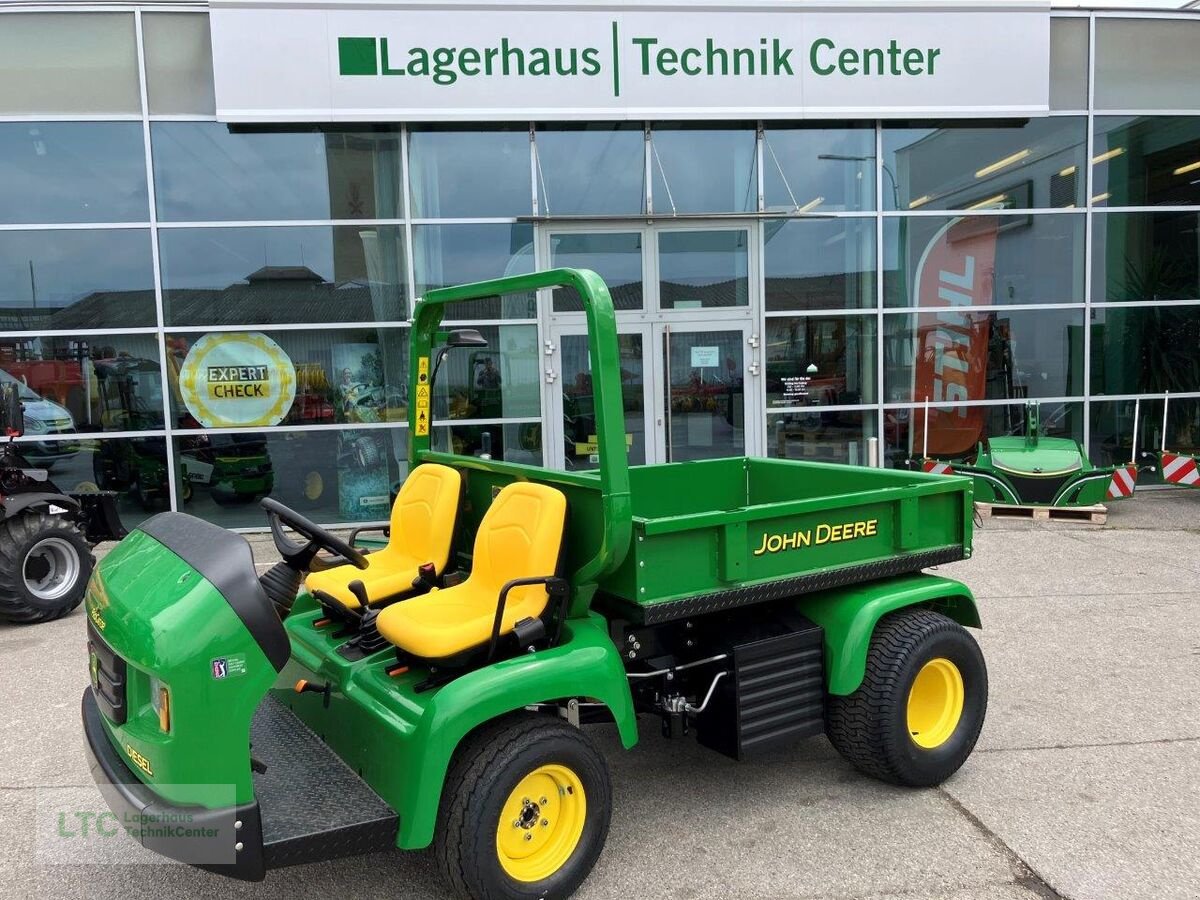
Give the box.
[152,123,402,221]
[883,118,1086,210]
[433,423,542,467]
[408,127,531,218]
[884,214,1085,307]
[883,402,1083,467]
[549,232,643,312]
[650,126,757,214]
[764,219,875,311]
[1090,304,1200,396]
[663,329,744,462]
[159,226,406,326]
[658,230,749,309]
[0,123,148,224]
[432,325,539,420]
[173,428,409,528]
[19,436,168,529]
[1092,211,1200,302]
[883,309,1085,405]
[0,229,155,331]
[768,410,875,465]
[535,124,644,216]
[1,333,162,435]
[762,125,876,212]
[765,316,876,407]
[1093,118,1200,207]
[166,328,409,429]
[560,333,645,470]
[414,224,535,319]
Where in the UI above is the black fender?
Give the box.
[1,492,81,519]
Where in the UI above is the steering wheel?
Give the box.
[261,497,369,573]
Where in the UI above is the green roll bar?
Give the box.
[408,268,633,585]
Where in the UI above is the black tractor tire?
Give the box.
[825,608,987,787]
[434,714,612,900]
[0,513,94,625]
[355,436,382,470]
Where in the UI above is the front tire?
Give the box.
[826,609,987,787]
[434,715,612,900]
[0,513,93,625]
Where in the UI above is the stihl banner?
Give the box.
[910,217,998,457]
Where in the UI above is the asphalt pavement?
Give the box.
[1,491,1197,900]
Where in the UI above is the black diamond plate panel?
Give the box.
[612,546,965,626]
[251,695,397,869]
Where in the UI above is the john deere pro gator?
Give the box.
[82,270,986,900]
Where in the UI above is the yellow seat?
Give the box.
[377,481,567,660]
[305,463,461,610]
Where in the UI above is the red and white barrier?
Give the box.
[922,459,954,476]
[1162,452,1200,487]
[1106,464,1138,499]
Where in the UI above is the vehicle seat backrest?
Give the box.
[470,482,567,615]
[386,463,462,570]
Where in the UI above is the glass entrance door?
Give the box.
[553,326,651,471]
[541,222,761,469]
[656,323,751,462]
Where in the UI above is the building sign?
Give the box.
[178,332,297,428]
[210,1,1050,122]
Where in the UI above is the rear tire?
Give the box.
[825,609,987,787]
[0,513,93,625]
[434,715,612,900]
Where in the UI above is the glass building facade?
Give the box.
[3,7,1199,530]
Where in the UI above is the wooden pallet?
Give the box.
[974,501,1107,524]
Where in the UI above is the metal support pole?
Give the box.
[1161,391,1169,453]
[1130,398,1140,465]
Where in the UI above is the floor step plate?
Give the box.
[251,695,397,870]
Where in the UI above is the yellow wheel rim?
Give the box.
[906,658,965,749]
[303,471,324,501]
[496,764,586,883]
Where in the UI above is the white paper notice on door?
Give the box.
[690,346,719,368]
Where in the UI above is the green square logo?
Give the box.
[338,37,378,76]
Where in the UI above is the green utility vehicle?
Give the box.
[82,270,986,900]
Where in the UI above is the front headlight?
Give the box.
[24,417,48,434]
[149,677,171,733]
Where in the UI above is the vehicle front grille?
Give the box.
[87,619,127,725]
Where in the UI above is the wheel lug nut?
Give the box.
[540,797,548,805]
[512,819,521,828]
[541,819,549,827]
[524,833,532,841]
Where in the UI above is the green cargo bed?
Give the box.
[598,457,973,624]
